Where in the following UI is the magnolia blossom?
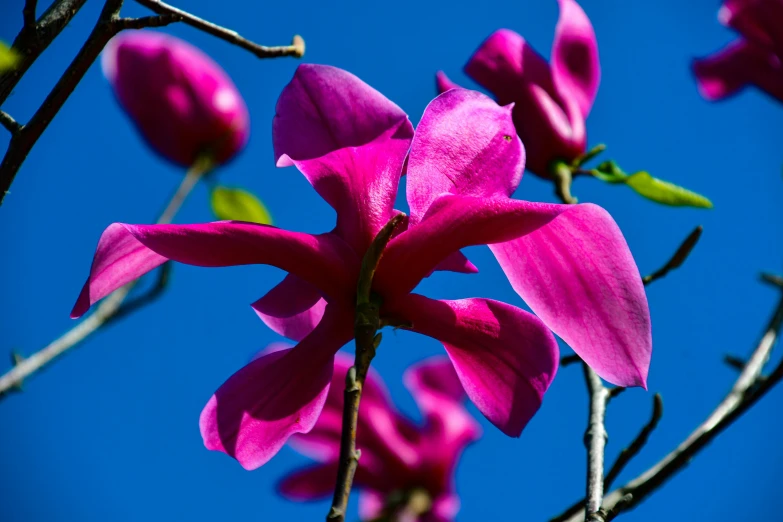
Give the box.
[71,64,651,470]
[436,0,600,177]
[279,354,480,522]
[693,0,783,103]
[102,31,250,166]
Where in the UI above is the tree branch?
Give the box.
[1,0,89,107]
[0,158,211,398]
[642,226,702,285]
[551,281,783,521]
[113,14,183,29]
[135,0,305,58]
[23,0,38,29]
[1,0,124,206]
[327,214,406,522]
[0,111,21,135]
[0,0,194,205]
[1,0,305,206]
[583,365,610,521]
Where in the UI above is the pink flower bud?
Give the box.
[102,31,250,167]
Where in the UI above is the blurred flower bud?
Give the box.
[102,31,250,167]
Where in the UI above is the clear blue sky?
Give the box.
[2,0,782,520]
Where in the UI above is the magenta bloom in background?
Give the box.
[279,354,480,522]
[102,31,250,166]
[436,0,600,177]
[71,64,650,471]
[693,0,783,103]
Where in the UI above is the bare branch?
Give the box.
[1,0,305,205]
[603,394,663,490]
[135,0,305,58]
[1,0,89,107]
[113,14,182,29]
[642,226,703,285]
[761,272,783,289]
[561,354,582,367]
[551,282,783,521]
[583,365,610,521]
[23,0,38,29]
[0,159,211,397]
[0,111,21,135]
[328,214,406,522]
[0,0,126,206]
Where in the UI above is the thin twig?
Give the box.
[327,214,406,522]
[0,0,190,206]
[0,160,210,397]
[113,14,183,29]
[561,354,581,367]
[135,0,305,58]
[642,226,702,285]
[607,387,626,400]
[603,394,663,490]
[23,0,38,29]
[0,111,21,135]
[1,0,304,206]
[1,0,89,107]
[551,160,578,204]
[761,273,783,289]
[552,283,783,521]
[583,365,610,521]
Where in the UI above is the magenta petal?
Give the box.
[274,64,411,163]
[435,70,464,93]
[71,222,357,318]
[489,203,651,388]
[290,352,419,469]
[721,0,783,56]
[465,29,556,102]
[358,490,385,521]
[376,195,565,296]
[251,274,326,342]
[551,0,601,118]
[432,251,479,275]
[277,463,337,501]
[405,357,467,404]
[404,357,482,450]
[200,305,353,470]
[406,89,525,225]
[388,294,559,437]
[463,29,585,177]
[273,64,414,252]
[692,40,783,102]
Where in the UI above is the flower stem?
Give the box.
[0,158,213,398]
[327,213,406,522]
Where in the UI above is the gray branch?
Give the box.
[135,0,305,59]
[552,281,783,521]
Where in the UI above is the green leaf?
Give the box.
[0,42,20,73]
[210,186,272,224]
[624,172,713,208]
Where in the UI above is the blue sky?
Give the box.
[1,0,782,520]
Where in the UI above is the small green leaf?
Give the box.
[0,42,20,73]
[211,186,272,224]
[624,172,713,208]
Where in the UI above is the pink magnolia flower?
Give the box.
[435,0,600,177]
[692,0,783,103]
[279,353,480,522]
[71,64,651,471]
[102,31,250,166]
